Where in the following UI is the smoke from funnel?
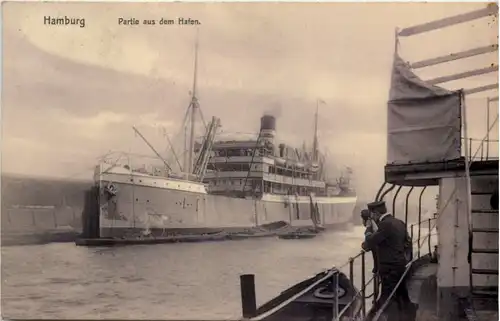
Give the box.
[263,101,282,119]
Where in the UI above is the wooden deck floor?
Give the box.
[409,262,498,321]
[475,310,499,321]
[407,262,438,304]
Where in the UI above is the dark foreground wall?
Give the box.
[1,174,93,245]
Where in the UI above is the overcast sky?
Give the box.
[2,2,498,200]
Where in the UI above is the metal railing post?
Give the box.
[361,252,366,317]
[428,218,432,255]
[417,187,427,258]
[410,224,414,261]
[373,273,379,307]
[487,97,490,159]
[333,272,339,320]
[469,138,473,161]
[405,187,414,228]
[348,258,354,318]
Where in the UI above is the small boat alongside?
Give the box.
[238,268,363,321]
[75,222,323,246]
[277,230,319,240]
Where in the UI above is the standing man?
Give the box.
[361,201,415,321]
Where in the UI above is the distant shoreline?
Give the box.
[1,172,92,183]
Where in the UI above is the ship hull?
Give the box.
[97,174,357,238]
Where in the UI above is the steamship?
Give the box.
[95,113,357,238]
[93,43,357,239]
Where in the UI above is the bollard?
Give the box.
[240,274,257,318]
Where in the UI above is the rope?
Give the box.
[334,275,376,321]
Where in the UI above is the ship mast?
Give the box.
[312,99,319,163]
[186,32,199,175]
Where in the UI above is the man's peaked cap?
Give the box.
[367,200,387,214]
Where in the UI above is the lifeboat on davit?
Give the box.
[310,162,320,172]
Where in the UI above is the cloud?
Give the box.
[48,110,176,139]
[1,2,497,200]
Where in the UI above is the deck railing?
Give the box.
[334,140,486,320]
[463,137,499,162]
[333,217,437,321]
[238,182,441,321]
[330,183,439,321]
[461,96,499,163]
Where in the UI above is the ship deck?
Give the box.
[384,158,499,186]
[407,257,498,321]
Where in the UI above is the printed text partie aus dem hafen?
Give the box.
[118,17,201,26]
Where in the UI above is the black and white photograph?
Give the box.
[1,2,498,321]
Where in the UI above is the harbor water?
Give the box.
[2,226,369,319]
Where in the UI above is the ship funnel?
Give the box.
[261,114,276,131]
[260,115,276,145]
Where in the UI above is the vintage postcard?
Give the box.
[1,2,498,321]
